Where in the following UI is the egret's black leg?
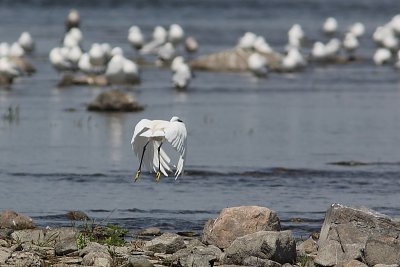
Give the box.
[134,141,149,182]
[156,143,163,182]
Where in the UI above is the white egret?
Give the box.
[140,26,168,55]
[323,17,338,35]
[131,116,187,181]
[10,42,25,58]
[311,42,327,60]
[157,42,175,62]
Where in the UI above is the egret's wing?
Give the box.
[165,121,187,179]
[131,119,152,146]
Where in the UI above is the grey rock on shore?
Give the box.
[202,206,281,249]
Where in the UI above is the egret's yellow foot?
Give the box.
[156,171,161,182]
[134,170,141,182]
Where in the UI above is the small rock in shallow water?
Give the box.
[87,89,144,112]
[65,210,90,221]
[0,210,35,230]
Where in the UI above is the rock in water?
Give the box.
[315,203,400,266]
[87,89,144,112]
[58,74,108,87]
[65,210,89,221]
[222,230,296,265]
[0,210,35,230]
[189,48,281,72]
[202,206,281,248]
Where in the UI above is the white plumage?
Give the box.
[131,116,187,181]
[168,24,184,45]
[237,32,257,49]
[373,48,391,65]
[323,17,338,35]
[128,26,144,50]
[247,52,268,77]
[18,32,34,53]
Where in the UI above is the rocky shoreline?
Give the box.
[0,204,399,267]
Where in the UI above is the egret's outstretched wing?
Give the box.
[165,121,187,179]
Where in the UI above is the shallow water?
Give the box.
[1,1,400,237]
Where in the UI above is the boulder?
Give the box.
[82,251,112,266]
[189,48,282,72]
[87,89,144,112]
[315,204,400,266]
[144,232,186,254]
[0,210,35,230]
[128,255,155,267]
[364,235,400,266]
[11,229,45,243]
[202,206,281,248]
[222,230,296,265]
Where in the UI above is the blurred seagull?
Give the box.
[168,24,184,45]
[131,116,187,181]
[237,32,257,49]
[172,60,192,89]
[18,32,34,53]
[373,48,391,65]
[128,26,144,50]
[140,26,168,55]
[66,9,80,31]
[247,52,268,77]
[348,22,365,38]
[323,17,338,35]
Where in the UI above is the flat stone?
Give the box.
[6,251,42,266]
[82,251,112,266]
[222,230,296,265]
[364,235,400,266]
[336,260,368,267]
[128,255,155,267]
[55,236,78,256]
[297,237,318,255]
[79,242,109,257]
[58,256,83,264]
[202,206,281,248]
[0,210,35,230]
[0,247,11,264]
[144,232,186,254]
[243,256,282,267]
[11,229,45,244]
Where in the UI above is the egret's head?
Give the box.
[170,116,183,122]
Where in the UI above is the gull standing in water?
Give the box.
[18,32,35,54]
[128,26,144,50]
[131,116,187,182]
[322,17,338,35]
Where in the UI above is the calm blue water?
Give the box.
[0,1,400,237]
